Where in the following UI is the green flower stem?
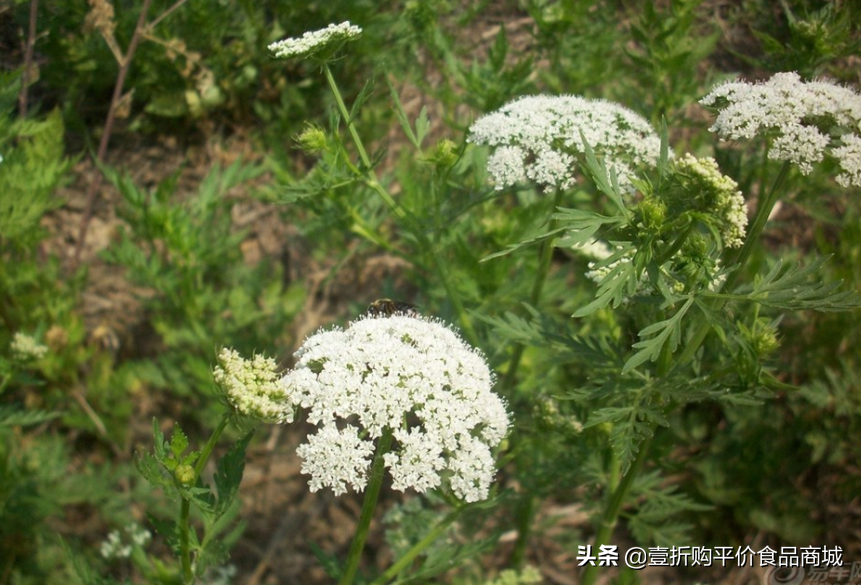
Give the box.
[179,499,193,584]
[678,160,792,366]
[322,63,478,345]
[580,435,653,585]
[193,412,231,478]
[339,427,395,585]
[179,412,231,584]
[503,188,565,390]
[369,507,462,585]
[509,489,535,568]
[504,188,565,568]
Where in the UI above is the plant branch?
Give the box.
[72,0,154,269]
[17,0,39,118]
[369,507,462,585]
[321,63,479,345]
[580,434,654,585]
[178,412,230,584]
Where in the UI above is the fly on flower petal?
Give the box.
[365,299,419,317]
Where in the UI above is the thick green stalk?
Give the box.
[338,428,394,585]
[179,412,231,584]
[581,315,676,585]
[369,507,462,585]
[505,189,565,568]
[580,436,653,585]
[502,188,565,390]
[581,161,793,585]
[179,499,193,583]
[321,63,478,345]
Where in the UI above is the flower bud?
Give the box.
[294,123,328,154]
[174,464,196,486]
[430,138,458,169]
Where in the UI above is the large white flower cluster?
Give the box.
[468,95,662,192]
[280,315,510,502]
[700,72,861,188]
[268,21,362,60]
[213,348,294,424]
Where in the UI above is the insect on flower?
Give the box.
[365,299,419,317]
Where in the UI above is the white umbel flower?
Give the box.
[213,348,293,424]
[468,95,662,192]
[268,21,362,60]
[280,315,510,502]
[700,72,861,188]
[10,332,48,361]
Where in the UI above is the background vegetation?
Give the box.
[1,0,859,583]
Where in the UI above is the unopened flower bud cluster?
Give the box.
[279,315,510,502]
[673,153,748,248]
[468,95,662,192]
[268,21,362,60]
[700,72,861,188]
[213,348,294,424]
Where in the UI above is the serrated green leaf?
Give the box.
[135,452,180,499]
[214,432,253,516]
[147,514,180,552]
[170,424,189,458]
[151,418,167,460]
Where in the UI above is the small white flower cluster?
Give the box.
[100,530,131,560]
[675,153,748,248]
[700,72,861,188]
[99,523,151,560]
[10,332,48,361]
[279,315,510,502]
[201,564,238,585]
[583,243,726,296]
[468,95,662,192]
[268,21,362,60]
[571,237,614,262]
[213,348,293,424]
[584,244,627,285]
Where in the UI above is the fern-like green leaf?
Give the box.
[0,405,60,427]
[717,257,861,312]
[623,296,694,373]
